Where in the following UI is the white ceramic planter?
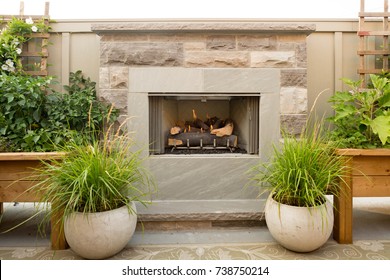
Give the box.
[265,196,333,253]
[64,202,137,259]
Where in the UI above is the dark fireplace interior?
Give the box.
[149,93,260,155]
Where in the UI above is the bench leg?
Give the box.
[333,157,353,243]
[50,205,68,250]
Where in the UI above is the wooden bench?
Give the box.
[334,149,390,243]
[0,152,67,250]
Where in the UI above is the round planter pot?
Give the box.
[265,196,333,253]
[64,203,137,259]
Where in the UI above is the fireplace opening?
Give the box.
[149,93,260,155]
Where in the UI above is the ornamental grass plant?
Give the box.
[248,122,347,207]
[28,113,155,234]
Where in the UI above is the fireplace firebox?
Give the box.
[149,94,260,155]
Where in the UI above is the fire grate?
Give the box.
[170,136,236,153]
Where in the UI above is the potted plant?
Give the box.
[327,73,390,243]
[248,124,346,252]
[30,119,155,259]
[1,15,120,251]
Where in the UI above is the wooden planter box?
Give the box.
[333,148,390,244]
[0,152,67,249]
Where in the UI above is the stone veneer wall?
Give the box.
[92,22,316,135]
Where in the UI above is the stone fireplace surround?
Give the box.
[92,21,315,226]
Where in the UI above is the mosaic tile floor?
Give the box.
[1,240,389,260]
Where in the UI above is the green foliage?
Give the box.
[0,17,118,152]
[328,74,390,148]
[0,73,54,151]
[248,124,346,207]
[45,71,118,142]
[30,125,156,234]
[0,71,118,152]
[1,17,51,74]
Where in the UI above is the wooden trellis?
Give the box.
[358,0,390,84]
[1,1,50,76]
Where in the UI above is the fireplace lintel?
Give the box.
[129,68,279,93]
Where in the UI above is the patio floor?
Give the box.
[0,197,389,260]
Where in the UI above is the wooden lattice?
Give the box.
[1,1,50,76]
[358,0,390,84]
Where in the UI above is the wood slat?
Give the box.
[336,148,390,156]
[23,70,47,76]
[351,156,390,176]
[357,69,386,74]
[352,176,390,197]
[0,165,40,181]
[359,12,390,17]
[0,152,65,161]
[358,31,390,36]
[0,180,42,202]
[358,50,390,55]
[25,33,50,39]
[20,51,48,57]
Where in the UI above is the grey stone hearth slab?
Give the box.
[136,200,263,222]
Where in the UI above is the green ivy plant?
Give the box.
[0,17,51,74]
[328,74,390,148]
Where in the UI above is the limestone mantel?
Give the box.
[91,21,316,34]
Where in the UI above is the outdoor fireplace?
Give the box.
[93,21,314,220]
[127,67,279,161]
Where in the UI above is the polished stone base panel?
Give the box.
[136,199,265,231]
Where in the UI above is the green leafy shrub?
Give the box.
[45,71,117,143]
[1,17,117,152]
[328,74,390,148]
[0,73,53,151]
[0,71,118,152]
